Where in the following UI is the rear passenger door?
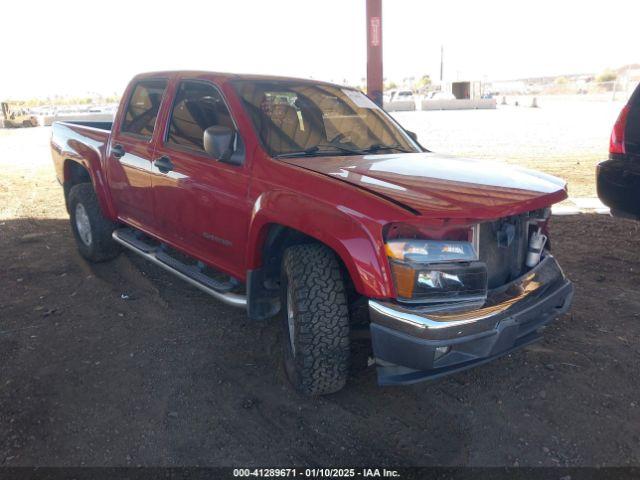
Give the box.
[108,78,168,230]
[151,79,251,279]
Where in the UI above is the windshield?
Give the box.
[232,80,420,157]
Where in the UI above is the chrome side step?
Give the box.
[112,229,247,309]
[115,227,158,253]
[155,251,235,293]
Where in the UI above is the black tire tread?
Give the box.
[283,243,350,395]
[68,183,120,262]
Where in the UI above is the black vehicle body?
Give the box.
[597,83,640,218]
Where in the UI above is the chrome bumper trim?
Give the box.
[369,255,570,340]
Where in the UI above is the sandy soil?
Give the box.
[1,127,639,466]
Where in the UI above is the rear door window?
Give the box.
[121,79,168,138]
[166,80,235,152]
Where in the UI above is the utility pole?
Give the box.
[440,45,444,82]
[366,0,383,107]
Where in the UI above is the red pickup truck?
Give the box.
[51,71,574,395]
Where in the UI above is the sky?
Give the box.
[2,0,638,99]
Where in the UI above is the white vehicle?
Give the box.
[384,89,416,112]
[425,91,456,101]
[53,105,117,124]
[389,90,414,102]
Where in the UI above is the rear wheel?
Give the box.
[281,244,350,395]
[68,183,120,262]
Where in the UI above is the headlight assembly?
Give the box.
[385,236,487,303]
[385,239,478,263]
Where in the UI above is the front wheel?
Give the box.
[68,183,120,262]
[281,244,350,395]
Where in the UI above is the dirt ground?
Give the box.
[1,128,640,467]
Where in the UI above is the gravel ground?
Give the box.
[1,126,639,467]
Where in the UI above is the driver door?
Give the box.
[150,79,251,279]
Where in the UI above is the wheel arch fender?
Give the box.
[245,191,394,299]
[62,151,116,220]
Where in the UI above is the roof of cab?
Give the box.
[131,70,348,88]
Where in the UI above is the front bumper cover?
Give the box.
[368,255,574,385]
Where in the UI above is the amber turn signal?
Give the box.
[389,261,416,299]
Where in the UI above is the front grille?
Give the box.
[478,215,529,289]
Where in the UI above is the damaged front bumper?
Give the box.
[368,254,574,385]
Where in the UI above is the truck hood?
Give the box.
[281,152,567,219]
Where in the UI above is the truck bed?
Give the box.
[50,121,111,189]
[61,120,113,131]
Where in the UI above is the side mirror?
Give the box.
[203,126,235,161]
[406,130,418,142]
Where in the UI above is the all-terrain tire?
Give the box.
[281,243,350,395]
[68,183,120,263]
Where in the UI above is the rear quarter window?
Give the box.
[121,79,168,138]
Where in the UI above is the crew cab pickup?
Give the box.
[51,71,574,395]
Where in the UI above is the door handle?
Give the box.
[112,144,125,159]
[154,155,174,173]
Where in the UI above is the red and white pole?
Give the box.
[366,0,383,107]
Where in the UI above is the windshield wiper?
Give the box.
[275,143,362,158]
[317,143,364,155]
[275,142,412,159]
[359,143,413,153]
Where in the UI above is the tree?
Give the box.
[415,75,432,89]
[596,69,617,83]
